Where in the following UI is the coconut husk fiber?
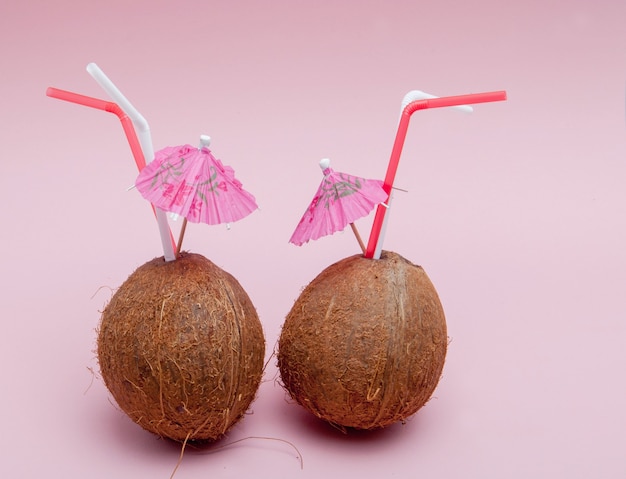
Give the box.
[97,252,265,443]
[278,251,447,430]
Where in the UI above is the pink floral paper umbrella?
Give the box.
[135,135,258,256]
[289,158,388,254]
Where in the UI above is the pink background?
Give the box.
[2,1,625,477]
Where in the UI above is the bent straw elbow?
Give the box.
[86,63,151,134]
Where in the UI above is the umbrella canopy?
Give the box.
[289,158,388,248]
[135,136,258,225]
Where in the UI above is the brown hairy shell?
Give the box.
[278,251,447,430]
[97,252,265,443]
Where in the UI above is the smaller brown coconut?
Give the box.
[97,252,265,443]
[278,251,447,430]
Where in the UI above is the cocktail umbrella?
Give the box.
[135,135,258,256]
[289,158,387,254]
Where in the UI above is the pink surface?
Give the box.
[2,1,625,478]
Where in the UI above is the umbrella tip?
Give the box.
[199,135,211,148]
[319,158,331,170]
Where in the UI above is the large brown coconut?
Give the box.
[278,251,447,430]
[97,252,265,443]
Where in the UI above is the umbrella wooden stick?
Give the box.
[176,218,188,257]
[350,223,366,255]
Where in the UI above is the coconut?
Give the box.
[97,252,265,443]
[277,250,447,430]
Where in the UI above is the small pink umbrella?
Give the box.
[289,158,388,254]
[135,135,258,256]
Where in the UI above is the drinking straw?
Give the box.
[84,63,176,261]
[364,90,507,259]
[46,88,146,168]
[402,90,474,114]
[370,91,475,260]
[86,63,154,161]
[46,87,177,258]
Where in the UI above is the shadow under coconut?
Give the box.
[280,393,425,448]
[100,404,188,454]
[100,404,291,472]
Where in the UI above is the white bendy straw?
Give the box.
[86,63,176,261]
